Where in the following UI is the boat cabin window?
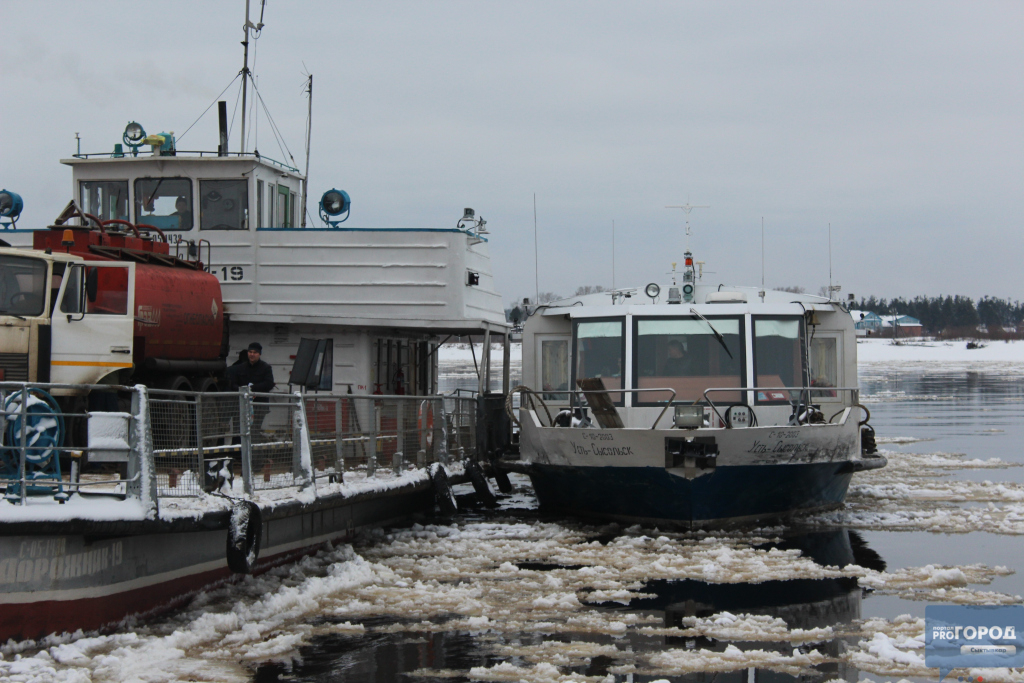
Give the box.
[573,319,624,405]
[200,180,249,230]
[633,316,744,405]
[753,317,805,403]
[810,335,839,400]
[277,184,290,228]
[79,181,129,222]
[0,255,47,317]
[538,337,570,401]
[135,178,193,231]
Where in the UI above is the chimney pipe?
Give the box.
[217,101,228,156]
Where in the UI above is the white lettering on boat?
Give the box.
[570,441,634,457]
[0,541,123,584]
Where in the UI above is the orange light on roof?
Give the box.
[61,230,75,247]
[685,257,693,266]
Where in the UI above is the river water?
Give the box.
[6,358,1024,683]
[246,360,1024,683]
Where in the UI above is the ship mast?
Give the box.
[665,200,710,252]
[239,0,251,152]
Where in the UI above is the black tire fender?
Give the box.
[466,459,498,508]
[429,462,458,516]
[226,501,262,574]
[491,463,513,494]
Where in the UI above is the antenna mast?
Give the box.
[301,73,312,227]
[240,0,251,152]
[665,201,710,251]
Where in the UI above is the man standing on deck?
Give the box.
[227,342,275,392]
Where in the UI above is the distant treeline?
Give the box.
[856,295,1024,337]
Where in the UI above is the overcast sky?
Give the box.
[2,1,1021,304]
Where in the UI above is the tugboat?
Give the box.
[514,214,884,528]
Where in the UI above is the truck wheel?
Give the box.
[197,376,220,393]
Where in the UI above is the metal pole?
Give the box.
[301,74,312,228]
[502,331,510,395]
[239,0,251,152]
[194,393,204,476]
[334,396,344,480]
[19,388,27,505]
[239,387,253,494]
[479,328,491,395]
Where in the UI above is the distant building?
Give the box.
[881,314,923,337]
[850,310,883,335]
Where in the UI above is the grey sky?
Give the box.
[2,1,1021,304]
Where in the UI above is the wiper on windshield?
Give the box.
[0,310,26,320]
[689,307,733,359]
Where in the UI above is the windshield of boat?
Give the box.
[573,319,624,405]
[633,316,744,405]
[136,177,193,231]
[753,316,806,403]
[0,255,48,317]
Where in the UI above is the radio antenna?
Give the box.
[761,217,765,301]
[533,193,539,305]
[665,200,710,251]
[611,219,616,290]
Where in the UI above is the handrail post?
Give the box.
[367,399,378,477]
[239,387,253,495]
[194,392,204,475]
[334,396,344,481]
[293,390,316,491]
[129,385,158,518]
[19,387,27,505]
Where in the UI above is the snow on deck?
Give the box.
[0,463,465,524]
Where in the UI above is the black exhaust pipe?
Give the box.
[218,101,228,156]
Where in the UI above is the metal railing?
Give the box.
[0,382,479,508]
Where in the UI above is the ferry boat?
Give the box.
[515,247,884,529]
[0,3,510,641]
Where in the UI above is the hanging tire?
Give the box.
[466,459,498,508]
[226,501,262,574]
[430,462,458,516]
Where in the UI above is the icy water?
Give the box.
[6,363,1024,683]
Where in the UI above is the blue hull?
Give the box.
[528,462,853,528]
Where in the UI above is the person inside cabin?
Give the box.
[172,196,192,231]
[662,339,692,376]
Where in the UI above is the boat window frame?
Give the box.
[751,314,807,405]
[809,330,843,402]
[78,180,130,223]
[198,178,250,231]
[133,177,194,231]
[631,313,747,407]
[570,316,626,408]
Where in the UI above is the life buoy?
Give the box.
[429,462,458,516]
[226,501,262,574]
[418,403,434,449]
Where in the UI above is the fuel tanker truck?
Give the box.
[0,206,226,405]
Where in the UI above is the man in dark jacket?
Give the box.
[227,342,275,392]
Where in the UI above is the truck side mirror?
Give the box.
[86,267,98,303]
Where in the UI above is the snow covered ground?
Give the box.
[858,338,1024,367]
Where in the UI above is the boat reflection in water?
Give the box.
[619,529,884,683]
[255,529,884,682]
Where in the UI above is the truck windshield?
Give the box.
[0,255,48,317]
